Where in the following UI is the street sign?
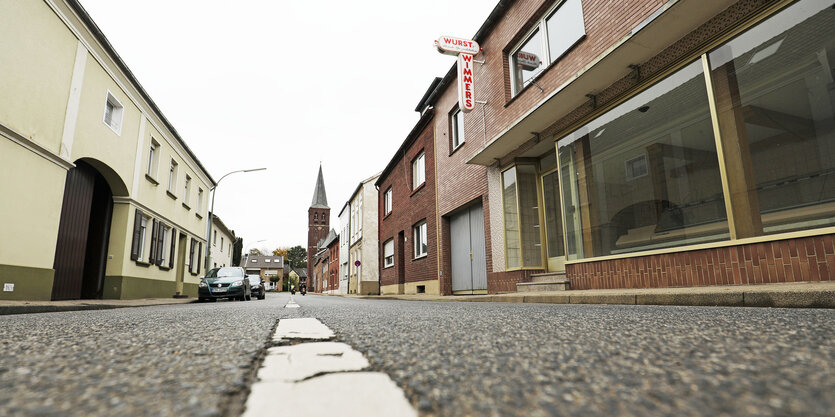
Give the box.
[354,260,361,267]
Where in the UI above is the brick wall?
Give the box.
[378,116,438,290]
[568,235,835,290]
[328,241,339,292]
[307,207,329,283]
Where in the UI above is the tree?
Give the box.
[249,248,264,256]
[286,245,307,268]
[232,238,243,266]
[273,247,289,258]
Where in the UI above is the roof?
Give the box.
[310,164,329,209]
[294,268,307,278]
[245,255,284,268]
[211,214,235,240]
[375,109,435,187]
[320,229,338,249]
[414,77,442,112]
[421,1,515,110]
[65,0,216,187]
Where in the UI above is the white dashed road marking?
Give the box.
[243,318,417,417]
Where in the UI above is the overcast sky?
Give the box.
[79,0,497,252]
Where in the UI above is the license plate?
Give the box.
[212,287,227,293]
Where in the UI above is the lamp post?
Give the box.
[206,168,266,271]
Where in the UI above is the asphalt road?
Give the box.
[1,293,833,417]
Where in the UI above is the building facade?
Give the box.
[243,255,284,288]
[376,98,440,295]
[424,0,834,292]
[326,231,340,294]
[0,0,215,300]
[210,214,235,269]
[338,203,350,294]
[348,174,382,295]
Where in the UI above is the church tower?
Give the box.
[307,164,330,283]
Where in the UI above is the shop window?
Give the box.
[707,0,835,236]
[502,165,543,268]
[558,59,729,260]
[510,0,585,96]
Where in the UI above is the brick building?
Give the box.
[326,231,340,294]
[418,0,834,292]
[376,82,440,295]
[307,165,330,283]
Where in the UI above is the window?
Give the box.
[557,59,728,260]
[220,237,224,251]
[183,175,192,206]
[706,0,835,236]
[137,215,149,261]
[625,155,648,180]
[451,108,465,150]
[213,230,217,245]
[384,187,392,215]
[159,225,171,266]
[412,152,426,189]
[510,0,585,96]
[103,90,124,134]
[197,188,204,212]
[147,139,159,177]
[502,165,542,269]
[413,221,428,258]
[265,259,271,263]
[168,160,178,193]
[383,239,394,268]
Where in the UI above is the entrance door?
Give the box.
[541,169,566,271]
[451,203,487,294]
[52,161,113,300]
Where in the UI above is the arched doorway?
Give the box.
[51,160,122,300]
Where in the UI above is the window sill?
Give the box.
[135,260,151,267]
[166,190,177,200]
[182,202,191,211]
[195,212,203,219]
[449,141,466,157]
[159,265,171,271]
[412,254,428,262]
[383,264,394,269]
[383,211,392,220]
[410,183,426,197]
[145,174,159,186]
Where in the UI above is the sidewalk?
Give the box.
[348,281,835,308]
[0,297,195,315]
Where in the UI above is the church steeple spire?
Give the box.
[310,164,329,209]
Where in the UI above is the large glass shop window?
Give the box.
[502,166,543,268]
[708,0,835,236]
[558,60,729,259]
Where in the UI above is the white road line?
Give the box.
[273,318,334,342]
[243,318,417,417]
[284,294,300,309]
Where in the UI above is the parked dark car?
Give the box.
[248,274,266,300]
[198,267,251,301]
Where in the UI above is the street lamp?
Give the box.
[206,168,266,271]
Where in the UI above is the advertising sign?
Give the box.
[457,53,476,112]
[435,36,480,56]
[515,51,541,71]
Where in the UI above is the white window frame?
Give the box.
[103,90,124,135]
[383,239,394,268]
[183,175,192,206]
[137,215,149,262]
[147,139,160,177]
[509,0,585,96]
[451,108,465,150]
[168,159,178,193]
[624,154,649,181]
[412,152,426,189]
[159,225,171,266]
[197,188,204,212]
[384,187,392,215]
[413,220,428,259]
